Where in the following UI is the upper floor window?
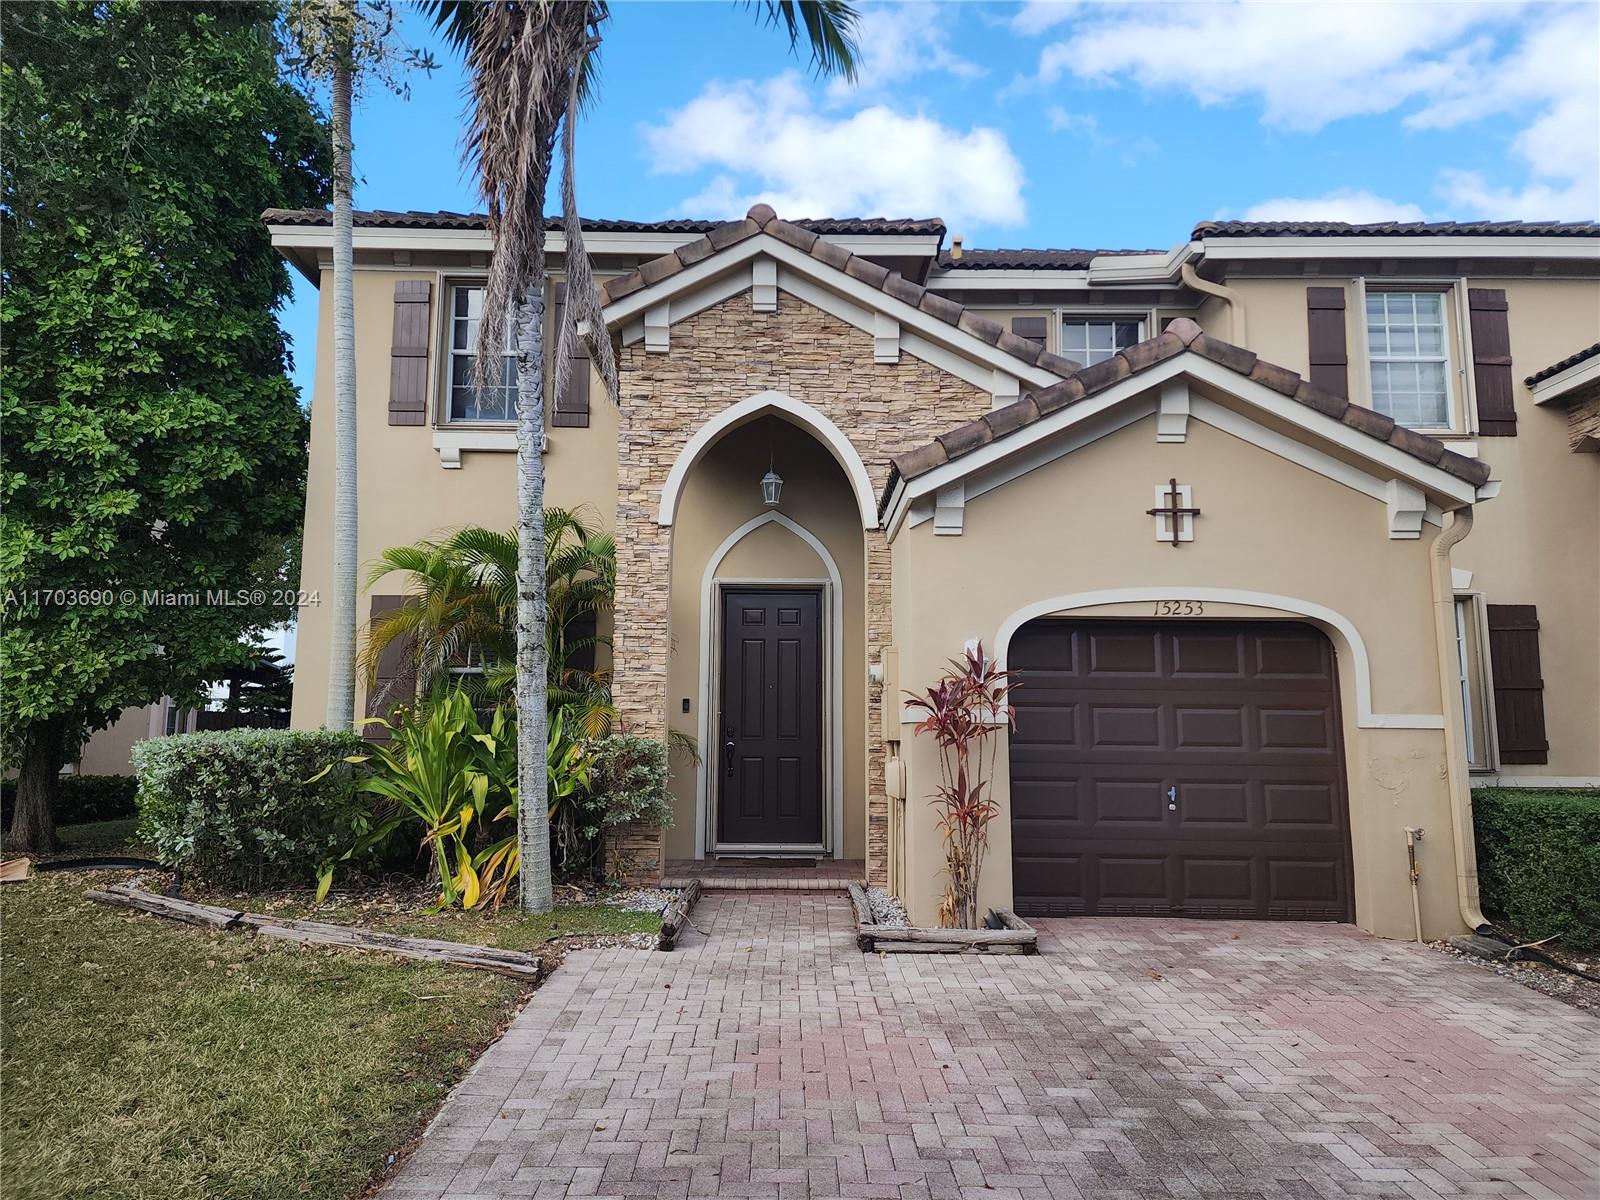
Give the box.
[1060,318,1142,367]
[448,285,517,423]
[1366,291,1450,428]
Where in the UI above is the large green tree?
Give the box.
[1,1,330,850]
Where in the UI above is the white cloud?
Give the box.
[826,4,985,102]
[1241,190,1429,225]
[1017,1,1599,219]
[1046,105,1097,136]
[643,74,1026,226]
[1011,1,1084,37]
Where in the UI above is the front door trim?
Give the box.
[694,511,844,859]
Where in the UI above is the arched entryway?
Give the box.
[1007,617,1355,921]
[664,414,868,861]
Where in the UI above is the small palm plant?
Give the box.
[905,643,1017,929]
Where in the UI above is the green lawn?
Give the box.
[1,853,658,1199]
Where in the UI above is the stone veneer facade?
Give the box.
[606,289,993,883]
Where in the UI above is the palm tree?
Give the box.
[425,0,859,912]
[282,2,433,732]
[362,508,616,717]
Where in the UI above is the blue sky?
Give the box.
[279,1,1600,399]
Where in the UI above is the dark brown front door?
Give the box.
[1009,620,1353,921]
[718,588,824,848]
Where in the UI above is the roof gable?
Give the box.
[882,318,1492,534]
[599,205,1080,392]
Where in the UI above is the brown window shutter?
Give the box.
[388,280,432,427]
[1011,316,1048,348]
[1485,604,1547,764]
[1469,288,1516,436]
[1306,286,1348,399]
[550,283,591,429]
[364,594,414,740]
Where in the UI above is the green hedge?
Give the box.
[1473,788,1600,950]
[1,774,139,826]
[133,729,368,889]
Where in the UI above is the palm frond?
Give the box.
[743,0,859,80]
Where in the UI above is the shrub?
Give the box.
[133,728,368,889]
[580,735,672,879]
[1,774,138,827]
[1472,788,1600,950]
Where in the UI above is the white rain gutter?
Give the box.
[1430,506,1490,933]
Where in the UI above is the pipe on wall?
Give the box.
[1429,506,1490,933]
[1180,261,1247,346]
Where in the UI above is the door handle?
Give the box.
[1167,785,1178,811]
[724,730,736,778]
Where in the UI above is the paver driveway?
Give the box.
[381,893,1599,1199]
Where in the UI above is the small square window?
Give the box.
[1060,318,1143,367]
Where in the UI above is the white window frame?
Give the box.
[1353,279,1466,433]
[443,280,518,426]
[447,643,497,677]
[1053,307,1155,367]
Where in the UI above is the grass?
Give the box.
[0,837,660,1200]
[51,817,146,855]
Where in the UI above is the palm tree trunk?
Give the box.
[324,48,358,732]
[515,269,553,914]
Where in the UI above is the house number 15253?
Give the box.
[1152,600,1205,616]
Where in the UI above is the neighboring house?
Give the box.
[267,207,1599,940]
[72,699,198,776]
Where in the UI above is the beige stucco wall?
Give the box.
[663,419,867,861]
[1220,274,1600,780]
[75,705,155,775]
[291,266,619,730]
[889,411,1469,940]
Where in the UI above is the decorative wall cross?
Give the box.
[1147,478,1200,547]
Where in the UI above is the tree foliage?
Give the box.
[1,1,329,845]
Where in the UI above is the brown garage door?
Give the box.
[1009,620,1353,921]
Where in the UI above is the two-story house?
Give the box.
[267,206,1599,940]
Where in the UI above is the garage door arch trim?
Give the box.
[994,587,1443,731]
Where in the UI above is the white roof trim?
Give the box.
[601,232,1059,390]
[1530,353,1600,405]
[657,390,879,530]
[882,353,1483,533]
[1198,235,1600,262]
[992,588,1446,730]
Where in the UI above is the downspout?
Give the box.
[1430,506,1490,933]
[1180,261,1247,346]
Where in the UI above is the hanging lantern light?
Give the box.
[761,419,782,506]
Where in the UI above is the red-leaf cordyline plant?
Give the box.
[904,643,1016,929]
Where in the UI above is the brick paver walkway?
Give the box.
[381,893,1599,1199]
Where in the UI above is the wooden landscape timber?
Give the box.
[657,880,701,951]
[847,881,1037,954]
[85,883,545,981]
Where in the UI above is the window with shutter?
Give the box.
[1306,286,1349,399]
[1485,604,1548,764]
[365,595,415,741]
[388,281,432,426]
[551,283,591,428]
[1468,288,1517,436]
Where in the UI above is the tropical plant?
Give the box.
[317,688,513,908]
[421,0,859,912]
[1,1,328,850]
[905,644,1017,929]
[281,1,434,732]
[361,508,616,721]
